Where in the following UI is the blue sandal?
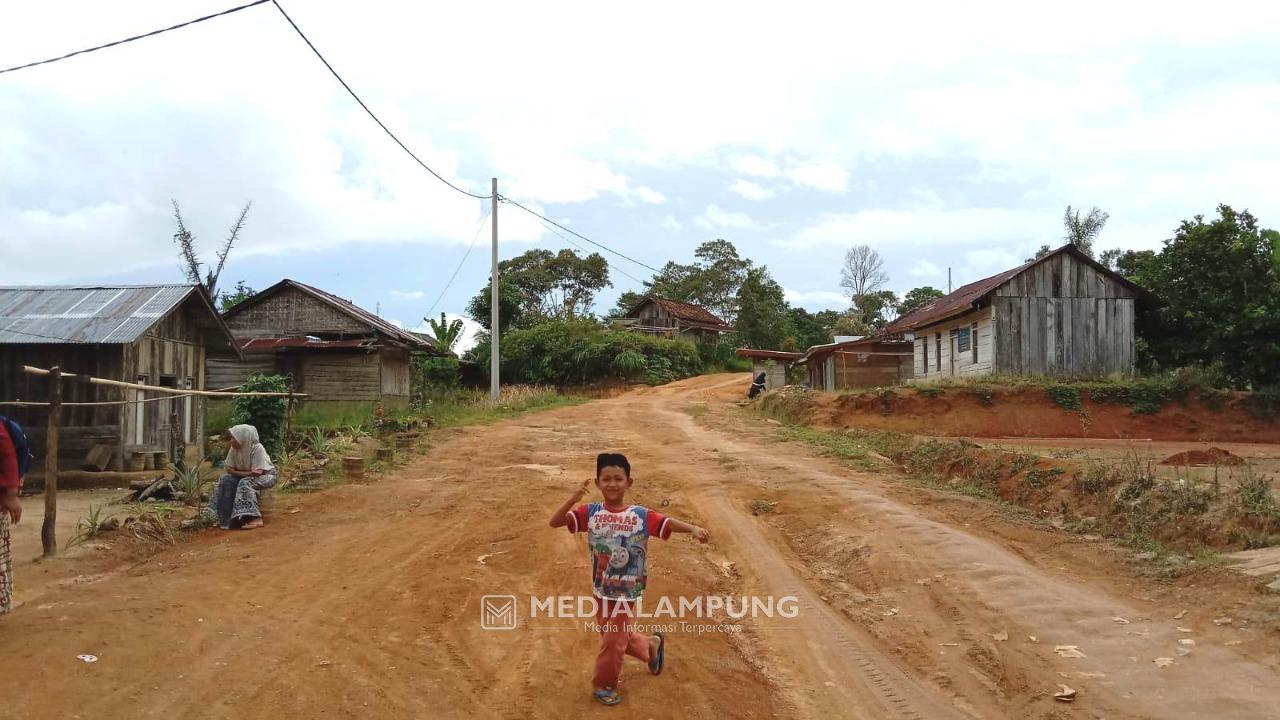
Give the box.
[594,688,622,706]
[649,632,666,675]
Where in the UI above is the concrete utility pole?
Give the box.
[490,177,500,401]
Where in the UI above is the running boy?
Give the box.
[549,452,709,707]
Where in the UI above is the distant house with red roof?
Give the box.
[212,279,448,407]
[618,296,732,344]
[885,245,1143,380]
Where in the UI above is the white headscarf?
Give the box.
[226,424,275,473]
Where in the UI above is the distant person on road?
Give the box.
[201,424,276,530]
[748,372,768,399]
[549,452,710,707]
[0,416,26,614]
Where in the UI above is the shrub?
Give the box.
[1046,385,1082,411]
[411,355,460,402]
[491,320,703,386]
[231,374,290,457]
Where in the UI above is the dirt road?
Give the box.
[3,374,1280,719]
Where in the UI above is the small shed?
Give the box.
[213,279,445,408]
[616,296,732,343]
[885,244,1143,380]
[798,338,914,391]
[735,349,802,391]
[0,285,241,470]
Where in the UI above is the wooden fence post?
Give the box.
[41,366,61,558]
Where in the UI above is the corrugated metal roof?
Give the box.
[0,285,198,344]
[241,336,376,351]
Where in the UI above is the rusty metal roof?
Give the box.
[735,349,804,361]
[0,285,203,344]
[625,296,731,329]
[241,336,376,351]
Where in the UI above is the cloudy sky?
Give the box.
[3,0,1278,346]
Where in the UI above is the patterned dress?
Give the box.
[1,512,12,614]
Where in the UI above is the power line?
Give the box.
[500,195,663,275]
[269,0,487,200]
[424,212,490,318]
[0,0,271,75]
[533,216,645,286]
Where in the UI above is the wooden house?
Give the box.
[0,285,241,471]
[617,296,731,343]
[885,244,1142,380]
[798,338,914,391]
[735,349,802,391]
[211,279,445,407]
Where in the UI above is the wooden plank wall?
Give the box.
[379,348,411,399]
[301,352,381,402]
[224,286,369,338]
[991,252,1136,377]
[207,356,275,389]
[0,344,124,469]
[913,308,993,380]
[832,352,912,389]
[124,306,206,463]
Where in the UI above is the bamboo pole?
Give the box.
[21,366,304,398]
[41,366,61,557]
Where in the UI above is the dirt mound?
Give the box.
[760,386,1280,443]
[1160,447,1247,467]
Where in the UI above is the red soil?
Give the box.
[1160,447,1247,466]
[796,388,1280,443]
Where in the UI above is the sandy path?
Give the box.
[2,373,1278,719]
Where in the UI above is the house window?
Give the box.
[921,339,928,374]
[971,323,979,364]
[935,333,942,371]
[957,327,971,354]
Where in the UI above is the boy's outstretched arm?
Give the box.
[549,477,592,528]
[664,517,710,544]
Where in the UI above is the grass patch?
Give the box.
[1046,385,1083,411]
[749,498,776,515]
[915,386,943,399]
[777,426,871,465]
[419,386,586,427]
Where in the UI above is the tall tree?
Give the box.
[735,267,790,349]
[466,280,526,334]
[898,286,945,316]
[839,245,888,301]
[612,239,753,322]
[1114,205,1280,386]
[172,199,251,300]
[469,248,611,329]
[1063,205,1109,258]
[424,312,465,352]
[786,307,840,349]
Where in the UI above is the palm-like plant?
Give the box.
[424,312,464,352]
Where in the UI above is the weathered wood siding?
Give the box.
[914,308,993,380]
[123,305,207,464]
[224,286,370,338]
[990,252,1136,377]
[207,355,275,389]
[0,345,125,469]
[300,352,381,403]
[379,347,411,405]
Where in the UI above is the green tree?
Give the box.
[786,307,839,349]
[217,280,256,312]
[612,240,753,322]
[423,312,464,352]
[898,286,945,316]
[468,248,611,331]
[1114,205,1280,386]
[735,267,791,349]
[1063,205,1109,258]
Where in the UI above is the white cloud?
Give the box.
[784,161,849,192]
[694,204,756,230]
[661,214,682,232]
[783,288,848,308]
[389,289,426,299]
[734,155,779,178]
[909,260,942,278]
[631,186,667,204]
[782,207,1053,249]
[731,179,774,200]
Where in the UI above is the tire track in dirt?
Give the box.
[650,390,1280,719]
